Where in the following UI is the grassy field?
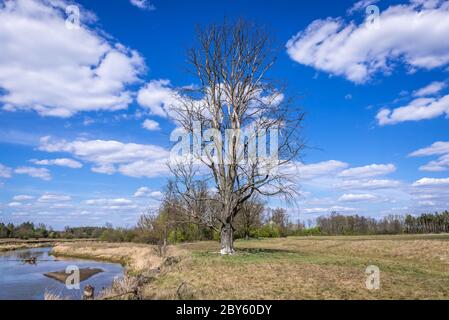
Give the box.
[50,234,449,300]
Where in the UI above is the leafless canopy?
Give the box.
[167,20,304,253]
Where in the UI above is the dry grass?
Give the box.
[51,241,185,273]
[50,235,449,300]
[44,291,67,300]
[98,275,140,300]
[0,238,96,252]
[146,235,449,300]
[0,239,57,252]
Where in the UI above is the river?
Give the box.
[0,247,124,300]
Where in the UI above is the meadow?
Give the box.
[50,234,449,300]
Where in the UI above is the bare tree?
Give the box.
[269,207,289,237]
[168,20,304,254]
[234,196,265,240]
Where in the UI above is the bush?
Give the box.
[252,224,280,238]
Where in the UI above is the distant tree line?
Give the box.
[86,209,449,243]
[316,211,449,235]
[2,210,449,242]
[0,222,107,240]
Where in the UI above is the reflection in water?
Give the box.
[0,247,124,300]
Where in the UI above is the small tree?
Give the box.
[234,197,265,240]
[270,208,289,237]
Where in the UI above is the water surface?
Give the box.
[0,247,124,300]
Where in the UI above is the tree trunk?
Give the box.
[220,223,234,255]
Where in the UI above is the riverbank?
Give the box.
[51,241,184,273]
[0,239,60,252]
[48,234,449,300]
[0,238,99,252]
[50,241,186,300]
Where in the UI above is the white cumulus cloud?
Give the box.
[130,0,155,10]
[38,136,170,178]
[38,193,72,203]
[0,0,145,117]
[410,141,449,157]
[12,195,35,201]
[338,193,377,202]
[413,81,447,97]
[412,177,449,187]
[338,164,396,179]
[137,80,178,117]
[30,158,83,169]
[286,1,449,83]
[15,166,51,180]
[0,163,13,178]
[377,94,449,125]
[287,160,349,180]
[410,141,449,172]
[142,119,161,131]
[133,187,163,198]
[335,179,401,190]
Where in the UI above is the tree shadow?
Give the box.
[235,247,297,255]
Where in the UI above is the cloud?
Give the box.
[3,190,152,227]
[38,194,72,203]
[335,179,401,190]
[289,160,349,180]
[410,141,449,156]
[377,94,449,125]
[142,119,161,131]
[413,81,447,97]
[149,191,163,199]
[301,206,357,214]
[286,1,449,83]
[12,195,35,201]
[8,202,23,207]
[134,187,151,197]
[410,141,449,172]
[30,158,83,169]
[133,187,163,198]
[118,159,169,178]
[418,154,449,172]
[14,166,51,180]
[347,0,380,15]
[85,198,137,210]
[130,0,155,10]
[0,0,145,117]
[137,80,177,117]
[412,177,449,187]
[85,198,132,206]
[409,178,449,211]
[38,136,170,178]
[338,164,396,179]
[338,193,377,202]
[0,163,12,178]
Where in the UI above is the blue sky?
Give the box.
[1,0,449,229]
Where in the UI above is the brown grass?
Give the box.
[50,235,449,300]
[146,235,449,300]
[51,241,185,273]
[44,291,67,300]
[0,238,96,252]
